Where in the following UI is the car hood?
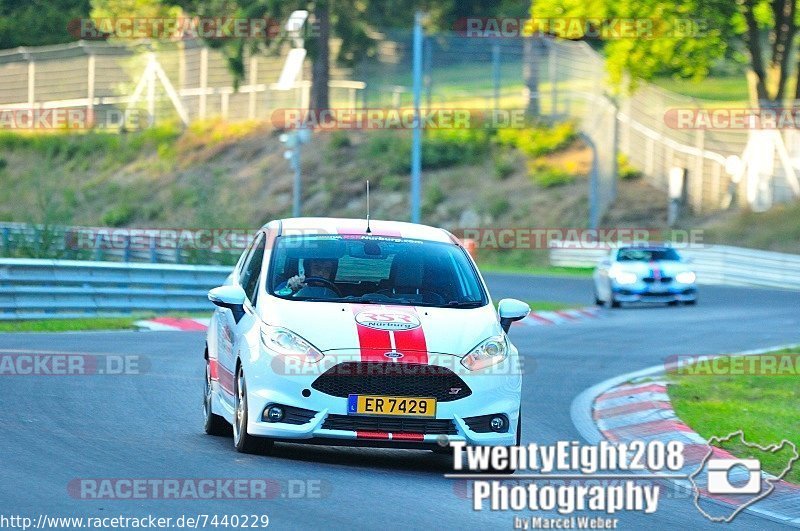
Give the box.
[262,298,502,356]
[615,260,691,276]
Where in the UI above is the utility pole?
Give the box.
[278,11,310,218]
[410,11,424,224]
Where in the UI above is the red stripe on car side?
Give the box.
[215,362,235,395]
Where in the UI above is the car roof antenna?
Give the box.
[365,180,372,234]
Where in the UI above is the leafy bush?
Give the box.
[485,195,511,218]
[328,131,351,149]
[422,128,490,169]
[618,153,643,180]
[528,160,577,188]
[494,122,577,158]
[363,128,491,175]
[102,204,135,227]
[493,152,516,179]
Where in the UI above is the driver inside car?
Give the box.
[276,258,339,296]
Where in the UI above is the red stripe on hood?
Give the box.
[351,305,429,364]
[351,305,393,362]
[392,307,428,364]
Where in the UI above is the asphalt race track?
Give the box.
[1,274,798,530]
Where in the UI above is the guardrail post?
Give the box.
[150,238,158,263]
[175,242,182,264]
[94,233,105,262]
[123,235,131,262]
[1,227,9,256]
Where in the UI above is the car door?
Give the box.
[216,232,266,407]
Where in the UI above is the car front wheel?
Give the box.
[233,365,273,454]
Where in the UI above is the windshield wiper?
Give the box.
[445,300,484,308]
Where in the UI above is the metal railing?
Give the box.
[0,222,242,265]
[0,258,230,320]
[549,243,800,290]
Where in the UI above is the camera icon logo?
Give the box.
[706,458,761,495]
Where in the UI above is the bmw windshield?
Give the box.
[617,247,681,262]
[268,234,487,308]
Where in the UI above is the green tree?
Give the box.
[0,0,92,48]
[533,0,800,106]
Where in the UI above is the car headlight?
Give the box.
[611,270,638,285]
[461,335,508,371]
[676,271,696,284]
[260,325,324,363]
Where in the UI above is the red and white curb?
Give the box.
[515,306,600,327]
[134,317,211,331]
[571,344,800,527]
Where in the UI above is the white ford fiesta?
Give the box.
[203,217,529,455]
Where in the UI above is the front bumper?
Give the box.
[612,282,697,303]
[236,350,522,447]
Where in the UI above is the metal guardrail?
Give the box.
[0,222,242,265]
[2,242,798,321]
[549,243,800,290]
[0,258,231,320]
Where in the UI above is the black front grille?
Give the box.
[322,414,457,435]
[643,277,673,284]
[311,362,472,402]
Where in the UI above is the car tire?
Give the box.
[593,289,603,306]
[204,357,230,436]
[667,300,679,306]
[233,364,274,455]
[684,299,697,305]
[609,294,621,308]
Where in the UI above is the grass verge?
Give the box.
[479,262,594,278]
[668,353,800,483]
[0,313,210,332]
[0,317,144,332]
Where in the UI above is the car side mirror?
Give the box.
[498,298,531,333]
[208,285,246,323]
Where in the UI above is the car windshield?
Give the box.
[268,234,487,307]
[617,247,681,262]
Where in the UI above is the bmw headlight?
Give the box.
[461,335,508,371]
[676,271,696,284]
[611,270,638,285]
[260,325,324,363]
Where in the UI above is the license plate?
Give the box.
[347,395,436,417]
